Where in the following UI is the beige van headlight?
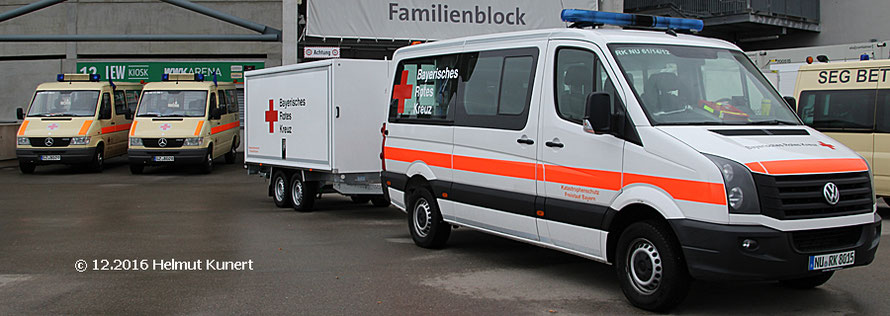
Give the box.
[129,137,142,146]
[17,137,29,145]
[70,136,90,145]
[184,137,203,146]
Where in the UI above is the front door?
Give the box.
[536,41,626,259]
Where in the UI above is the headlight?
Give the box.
[17,137,29,145]
[70,136,90,145]
[184,137,203,146]
[705,154,761,214]
[130,137,142,146]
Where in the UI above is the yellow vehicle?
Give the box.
[127,73,240,174]
[794,59,890,202]
[15,74,142,173]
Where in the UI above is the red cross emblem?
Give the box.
[160,123,172,131]
[47,123,59,130]
[392,70,413,114]
[265,99,278,133]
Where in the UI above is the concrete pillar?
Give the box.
[282,0,299,65]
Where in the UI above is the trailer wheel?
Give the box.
[370,196,390,207]
[408,187,450,248]
[290,174,316,212]
[615,220,690,312]
[272,171,291,208]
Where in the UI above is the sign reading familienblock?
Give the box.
[307,0,597,40]
[75,62,265,83]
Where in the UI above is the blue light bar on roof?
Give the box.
[561,9,704,32]
[162,73,170,81]
[57,74,65,82]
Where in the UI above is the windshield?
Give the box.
[27,90,100,117]
[136,90,208,117]
[610,44,800,125]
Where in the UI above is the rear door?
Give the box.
[450,47,541,240]
[536,41,625,258]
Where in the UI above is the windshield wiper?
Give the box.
[159,113,187,117]
[746,119,799,125]
[138,113,160,117]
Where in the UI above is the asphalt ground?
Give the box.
[0,155,888,315]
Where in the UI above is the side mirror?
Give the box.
[583,92,612,134]
[99,103,112,120]
[16,108,24,120]
[783,96,797,109]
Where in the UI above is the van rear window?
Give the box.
[798,89,875,131]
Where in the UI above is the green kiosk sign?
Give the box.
[75,62,264,83]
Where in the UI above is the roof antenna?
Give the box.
[666,28,678,37]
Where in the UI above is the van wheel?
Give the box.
[779,271,834,289]
[272,171,291,208]
[290,175,316,212]
[370,196,390,207]
[225,138,237,164]
[129,163,144,174]
[200,146,213,174]
[350,196,370,204]
[19,160,35,174]
[408,187,450,248]
[615,221,690,313]
[87,145,105,172]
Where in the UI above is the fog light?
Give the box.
[741,239,759,251]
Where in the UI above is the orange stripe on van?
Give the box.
[453,155,536,180]
[100,123,131,134]
[545,165,622,191]
[78,120,93,135]
[384,147,451,168]
[211,121,239,134]
[757,158,868,175]
[129,121,138,136]
[744,162,767,173]
[17,120,29,136]
[194,121,204,136]
[623,173,726,205]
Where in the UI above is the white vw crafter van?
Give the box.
[128,73,240,174]
[16,74,142,173]
[381,10,881,312]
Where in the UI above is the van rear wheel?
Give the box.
[615,221,690,313]
[408,187,450,248]
[272,171,291,208]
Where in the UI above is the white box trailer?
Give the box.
[243,59,391,211]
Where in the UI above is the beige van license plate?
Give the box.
[40,155,61,161]
[153,156,174,162]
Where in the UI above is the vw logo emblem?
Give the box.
[823,182,840,205]
[44,137,54,147]
[158,138,168,148]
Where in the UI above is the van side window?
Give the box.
[455,47,538,130]
[217,90,228,115]
[113,90,127,115]
[388,54,460,123]
[125,90,139,114]
[225,90,239,113]
[209,93,218,116]
[798,90,875,131]
[101,93,111,117]
[877,90,890,133]
[555,48,617,124]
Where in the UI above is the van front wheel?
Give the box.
[615,221,690,313]
[225,138,237,164]
[408,187,450,248]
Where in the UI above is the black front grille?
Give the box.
[754,172,873,220]
[29,137,71,147]
[142,138,185,148]
[792,225,863,253]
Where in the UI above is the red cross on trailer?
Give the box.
[265,99,278,133]
[392,70,413,114]
[160,123,172,131]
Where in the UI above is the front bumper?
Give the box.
[16,147,96,164]
[128,148,208,165]
[670,216,881,281]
